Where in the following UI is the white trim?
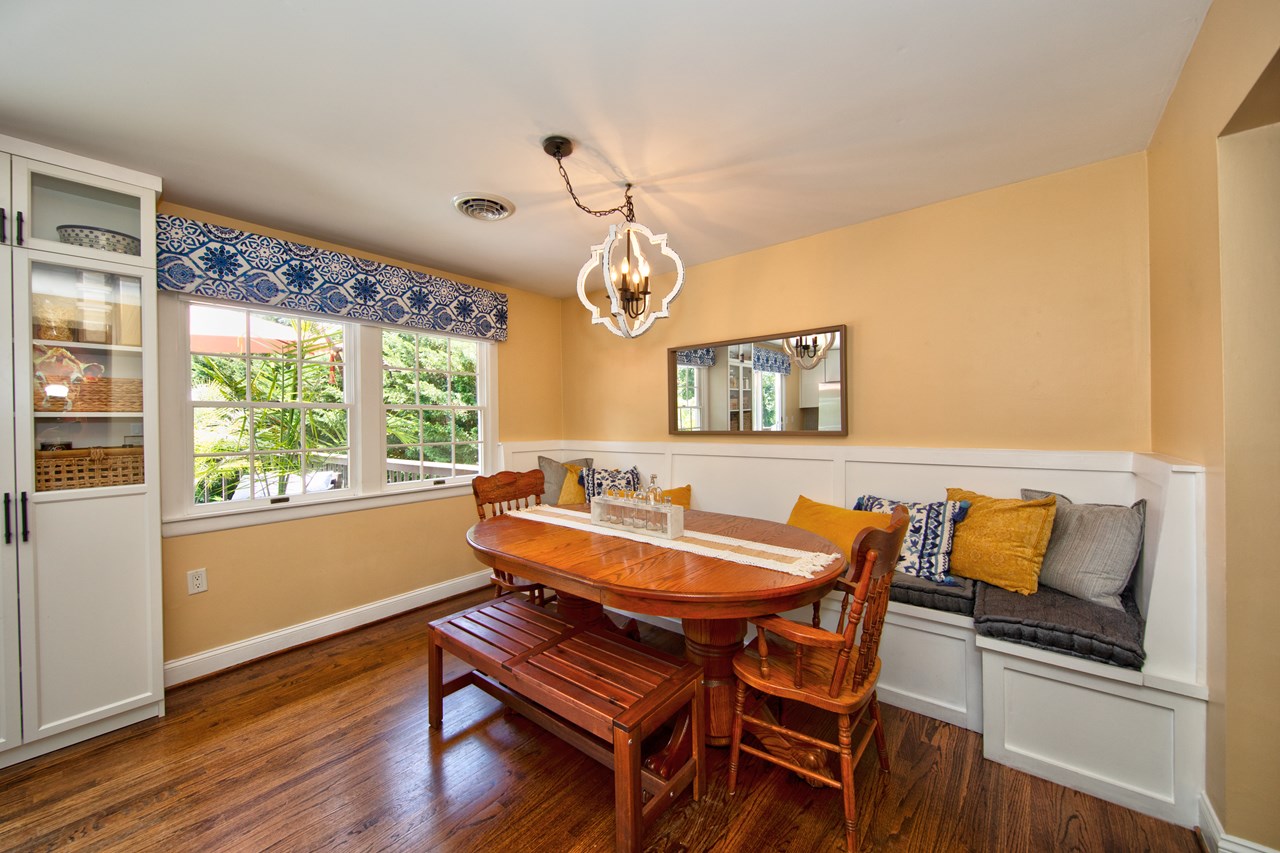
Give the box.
[1199,791,1279,853]
[162,570,492,686]
[0,132,163,191]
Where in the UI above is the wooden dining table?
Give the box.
[466,505,847,780]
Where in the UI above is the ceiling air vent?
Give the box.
[452,193,515,222]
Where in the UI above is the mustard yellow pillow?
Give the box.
[786,495,892,564]
[557,463,586,505]
[662,484,692,509]
[946,488,1056,594]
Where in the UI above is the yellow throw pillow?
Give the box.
[557,463,586,505]
[946,488,1056,594]
[662,484,692,509]
[786,494,892,565]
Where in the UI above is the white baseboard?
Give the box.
[163,571,492,687]
[1200,792,1279,853]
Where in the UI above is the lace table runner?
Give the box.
[505,505,840,579]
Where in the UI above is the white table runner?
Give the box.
[506,505,840,579]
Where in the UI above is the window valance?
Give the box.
[155,215,508,342]
[675,347,716,368]
[752,345,791,375]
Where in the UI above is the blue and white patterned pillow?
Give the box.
[852,494,971,584]
[582,466,642,499]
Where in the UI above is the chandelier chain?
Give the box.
[554,154,636,222]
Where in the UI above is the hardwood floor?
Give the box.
[0,590,1202,852]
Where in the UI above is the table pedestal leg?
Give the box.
[553,592,608,628]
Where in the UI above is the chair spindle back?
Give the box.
[472,470,545,521]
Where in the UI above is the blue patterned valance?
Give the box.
[156,215,508,342]
[676,347,716,368]
[752,345,791,375]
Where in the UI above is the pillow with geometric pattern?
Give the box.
[582,465,642,500]
[851,494,970,584]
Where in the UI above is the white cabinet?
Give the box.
[0,135,163,768]
[726,344,753,431]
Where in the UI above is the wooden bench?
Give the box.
[427,594,704,852]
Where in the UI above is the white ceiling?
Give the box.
[1,0,1209,297]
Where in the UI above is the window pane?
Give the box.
[423,444,452,478]
[194,406,248,453]
[452,373,477,406]
[305,409,348,448]
[418,335,448,370]
[419,372,448,405]
[253,452,301,497]
[301,363,344,402]
[451,339,477,373]
[385,445,422,484]
[385,409,421,445]
[423,409,452,443]
[190,304,249,355]
[456,409,479,442]
[250,315,300,357]
[254,408,302,451]
[250,359,297,403]
[302,452,347,492]
[301,321,344,362]
[456,443,480,468]
[382,331,416,370]
[194,455,248,504]
[383,368,415,405]
[191,356,247,402]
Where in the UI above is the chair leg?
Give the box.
[727,679,748,795]
[614,723,643,853]
[838,713,858,852]
[427,628,443,728]
[870,693,890,773]
[692,679,707,801]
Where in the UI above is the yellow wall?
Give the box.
[1145,0,1280,843]
[563,154,1152,451]
[156,203,563,661]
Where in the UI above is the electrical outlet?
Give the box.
[187,568,208,595]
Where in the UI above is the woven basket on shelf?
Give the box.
[33,377,143,413]
[35,447,144,491]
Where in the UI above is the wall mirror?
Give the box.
[668,325,847,436]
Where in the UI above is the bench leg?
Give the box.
[614,725,643,853]
[427,627,443,728]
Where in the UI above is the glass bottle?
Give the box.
[645,474,664,531]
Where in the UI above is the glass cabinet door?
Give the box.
[9,158,152,267]
[22,255,146,492]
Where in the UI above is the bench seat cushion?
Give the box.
[889,572,976,615]
[973,582,1146,670]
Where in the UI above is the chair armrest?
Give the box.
[750,615,844,649]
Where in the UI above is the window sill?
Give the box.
[161,482,474,538]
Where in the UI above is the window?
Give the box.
[755,371,784,431]
[675,364,704,431]
[381,330,481,485]
[178,300,491,517]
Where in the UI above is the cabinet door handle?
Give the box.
[15,211,24,246]
[19,492,29,542]
[1,208,7,243]
[3,493,11,545]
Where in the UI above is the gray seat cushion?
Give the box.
[973,582,1146,670]
[889,572,976,615]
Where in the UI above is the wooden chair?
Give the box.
[728,505,909,852]
[473,469,551,605]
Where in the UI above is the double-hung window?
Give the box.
[174,299,492,520]
[675,364,705,431]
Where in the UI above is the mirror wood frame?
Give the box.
[667,324,848,437]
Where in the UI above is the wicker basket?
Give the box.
[33,377,143,413]
[35,446,144,491]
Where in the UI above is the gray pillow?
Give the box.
[1021,489,1145,610]
[537,456,593,505]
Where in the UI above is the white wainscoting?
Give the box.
[504,440,1208,826]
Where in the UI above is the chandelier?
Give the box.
[544,136,685,338]
[783,332,835,370]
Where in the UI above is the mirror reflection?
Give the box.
[668,325,846,436]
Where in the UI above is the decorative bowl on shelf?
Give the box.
[56,224,141,255]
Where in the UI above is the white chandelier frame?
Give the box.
[782,331,836,370]
[576,221,686,339]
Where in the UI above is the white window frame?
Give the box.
[675,364,706,431]
[753,371,785,431]
[159,294,497,534]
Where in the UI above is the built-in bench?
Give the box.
[504,442,1207,827]
[427,594,704,853]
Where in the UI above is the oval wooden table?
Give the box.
[467,506,846,778]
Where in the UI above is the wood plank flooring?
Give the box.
[0,590,1203,852]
